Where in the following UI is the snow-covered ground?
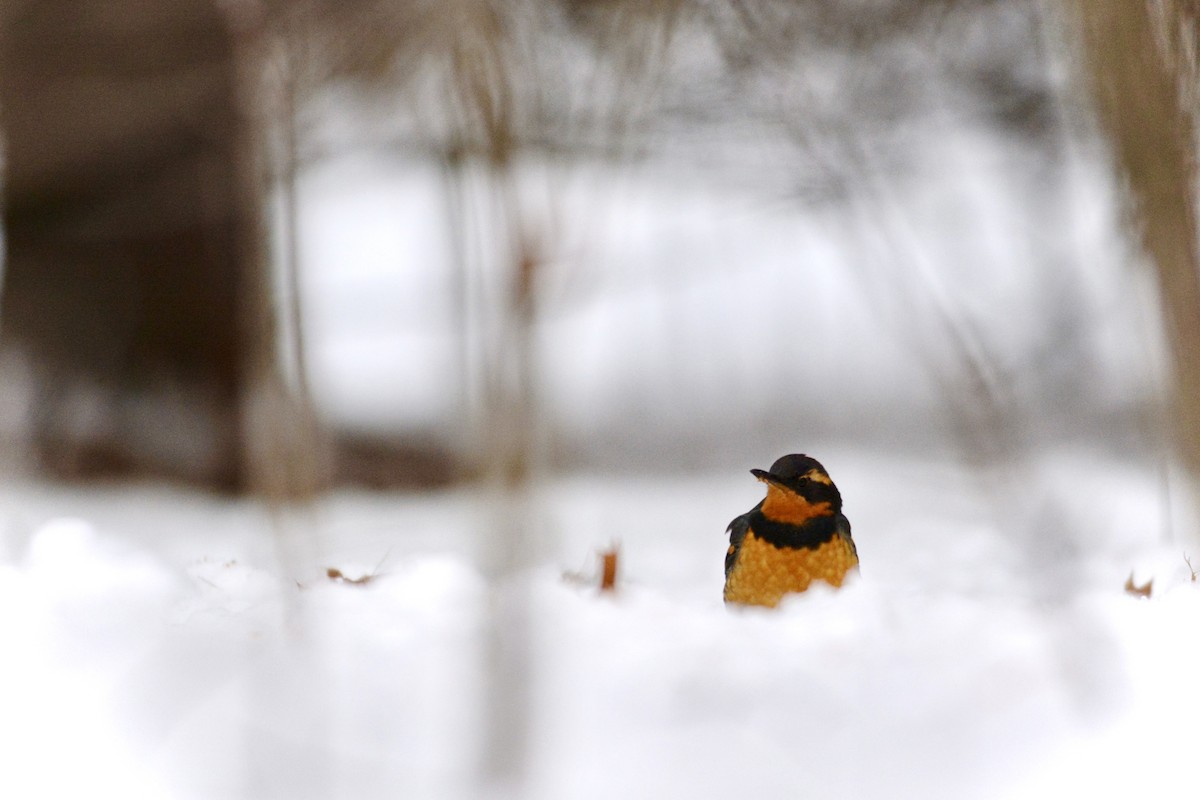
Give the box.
[4,13,1189,797]
[2,446,1196,800]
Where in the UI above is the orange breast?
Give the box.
[759,484,831,525]
[724,530,858,608]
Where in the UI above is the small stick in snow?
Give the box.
[562,544,620,593]
[599,545,619,593]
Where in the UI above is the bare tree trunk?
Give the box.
[1064,0,1200,522]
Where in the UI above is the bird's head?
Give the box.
[751,454,842,520]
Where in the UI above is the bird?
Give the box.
[723,454,858,608]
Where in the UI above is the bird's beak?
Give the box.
[750,468,784,486]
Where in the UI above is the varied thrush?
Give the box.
[723,454,858,607]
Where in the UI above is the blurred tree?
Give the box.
[0,0,252,489]
[1065,0,1200,530]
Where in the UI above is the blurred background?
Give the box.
[2,0,1196,496]
[3,1,1200,798]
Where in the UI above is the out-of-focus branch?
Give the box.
[223,2,326,510]
[1064,0,1200,516]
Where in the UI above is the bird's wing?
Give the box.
[725,507,754,577]
[836,512,857,559]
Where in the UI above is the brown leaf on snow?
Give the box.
[1124,572,1152,599]
[326,567,376,586]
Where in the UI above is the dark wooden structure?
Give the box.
[0,1,252,489]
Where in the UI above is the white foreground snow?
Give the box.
[1,448,1198,800]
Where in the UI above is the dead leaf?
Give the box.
[326,567,375,586]
[1124,572,1152,598]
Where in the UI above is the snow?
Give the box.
[2,449,1197,799]
[1,12,1190,796]
[287,105,1151,475]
